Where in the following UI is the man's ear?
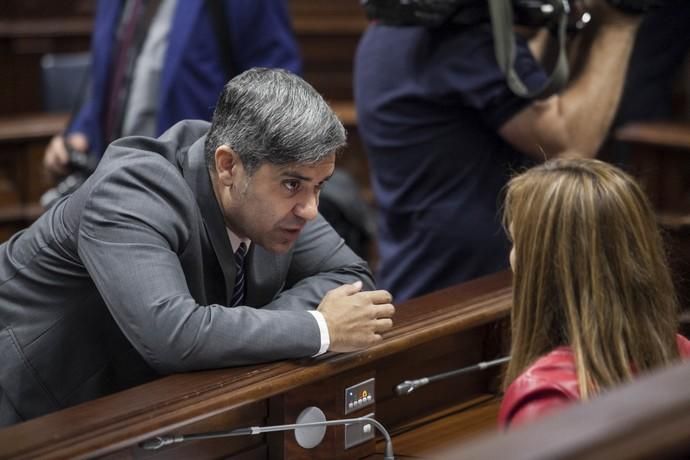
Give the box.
[214,145,241,186]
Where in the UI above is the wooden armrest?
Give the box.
[658,213,690,232]
[0,113,69,143]
[615,121,690,150]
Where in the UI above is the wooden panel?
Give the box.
[289,0,367,102]
[0,0,94,18]
[268,371,376,460]
[615,122,690,309]
[616,122,690,215]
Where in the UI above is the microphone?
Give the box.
[395,356,510,396]
[139,406,395,460]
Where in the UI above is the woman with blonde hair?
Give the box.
[498,157,690,428]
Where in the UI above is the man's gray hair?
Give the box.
[205,68,346,174]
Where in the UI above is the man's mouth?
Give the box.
[282,227,303,234]
[279,221,304,233]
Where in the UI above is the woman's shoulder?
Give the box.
[498,348,581,428]
[677,334,690,358]
[513,347,580,391]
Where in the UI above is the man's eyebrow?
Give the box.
[280,171,311,181]
[280,171,334,184]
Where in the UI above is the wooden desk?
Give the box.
[0,271,512,460]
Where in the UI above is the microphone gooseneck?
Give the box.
[395,356,511,396]
[139,410,395,460]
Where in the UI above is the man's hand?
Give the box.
[43,133,89,180]
[499,0,642,160]
[317,281,395,353]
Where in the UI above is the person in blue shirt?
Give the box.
[354,0,643,301]
[43,0,302,178]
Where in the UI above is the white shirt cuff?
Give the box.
[308,310,330,356]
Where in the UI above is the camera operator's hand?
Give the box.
[500,0,643,160]
[317,281,395,353]
[43,133,89,180]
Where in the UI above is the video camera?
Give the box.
[40,145,98,210]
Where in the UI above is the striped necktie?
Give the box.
[231,243,247,307]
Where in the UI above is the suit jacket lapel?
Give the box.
[178,133,236,305]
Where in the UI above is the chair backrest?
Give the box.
[40,51,91,113]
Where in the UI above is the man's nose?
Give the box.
[294,193,318,221]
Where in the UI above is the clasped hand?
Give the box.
[317,281,395,353]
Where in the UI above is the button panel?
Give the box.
[344,378,375,414]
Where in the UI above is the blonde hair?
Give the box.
[503,158,679,399]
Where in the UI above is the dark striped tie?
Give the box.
[104,0,144,142]
[231,243,247,307]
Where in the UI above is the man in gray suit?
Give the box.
[0,68,395,426]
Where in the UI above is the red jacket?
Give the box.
[498,335,690,428]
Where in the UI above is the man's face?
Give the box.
[214,147,335,253]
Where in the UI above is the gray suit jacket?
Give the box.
[0,120,374,425]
